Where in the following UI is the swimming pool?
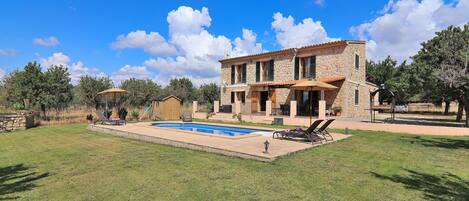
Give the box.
[152,123,266,136]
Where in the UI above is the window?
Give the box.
[355,54,359,70]
[231,92,235,103]
[300,56,316,79]
[240,92,246,103]
[255,62,260,82]
[354,89,359,105]
[231,65,235,84]
[294,57,299,80]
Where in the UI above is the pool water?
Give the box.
[152,123,265,136]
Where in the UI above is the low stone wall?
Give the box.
[0,112,35,132]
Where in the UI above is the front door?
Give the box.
[260,91,269,111]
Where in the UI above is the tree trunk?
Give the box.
[41,104,47,120]
[456,98,464,122]
[444,100,450,115]
[464,96,469,127]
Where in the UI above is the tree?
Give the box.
[40,65,73,113]
[198,83,219,105]
[163,78,198,102]
[5,62,44,111]
[413,24,469,126]
[76,76,113,110]
[120,78,161,107]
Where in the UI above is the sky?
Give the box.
[0,0,468,85]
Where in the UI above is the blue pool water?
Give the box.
[152,123,265,136]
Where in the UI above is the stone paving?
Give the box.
[88,122,351,162]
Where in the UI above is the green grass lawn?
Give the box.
[0,124,468,201]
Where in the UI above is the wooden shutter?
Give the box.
[255,62,260,82]
[242,63,247,83]
[309,56,316,79]
[269,60,274,81]
[294,57,299,80]
[355,54,359,69]
[231,65,235,84]
[355,89,359,105]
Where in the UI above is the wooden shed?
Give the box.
[151,95,182,120]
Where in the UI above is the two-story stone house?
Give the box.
[218,40,377,118]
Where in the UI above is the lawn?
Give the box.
[0,124,468,200]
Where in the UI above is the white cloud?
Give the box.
[39,52,106,84]
[111,6,264,85]
[167,6,211,35]
[70,61,106,84]
[0,68,5,80]
[111,30,177,56]
[116,6,262,86]
[0,48,16,57]
[350,0,469,62]
[233,28,264,56]
[40,52,70,69]
[271,12,338,49]
[111,65,152,85]
[33,36,60,47]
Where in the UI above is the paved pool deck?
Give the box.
[88,122,350,162]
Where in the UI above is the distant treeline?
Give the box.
[0,62,219,118]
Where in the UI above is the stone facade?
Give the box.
[219,40,377,118]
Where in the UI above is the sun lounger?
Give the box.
[97,111,125,125]
[315,119,335,141]
[273,119,324,144]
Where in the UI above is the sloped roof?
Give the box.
[219,40,365,63]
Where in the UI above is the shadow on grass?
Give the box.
[0,164,49,200]
[371,168,469,200]
[402,136,469,149]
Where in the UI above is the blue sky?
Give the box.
[0,0,468,85]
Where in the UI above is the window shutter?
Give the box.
[269,60,274,81]
[241,92,245,103]
[231,65,235,84]
[309,56,316,79]
[355,54,359,69]
[231,92,235,103]
[242,63,247,83]
[294,57,299,80]
[355,89,359,105]
[255,62,260,82]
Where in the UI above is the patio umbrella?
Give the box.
[291,80,338,124]
[97,88,127,119]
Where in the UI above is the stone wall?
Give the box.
[0,112,35,132]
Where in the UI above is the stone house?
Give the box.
[218,40,377,119]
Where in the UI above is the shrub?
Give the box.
[131,110,140,121]
[12,102,25,111]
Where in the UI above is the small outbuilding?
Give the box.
[151,95,182,120]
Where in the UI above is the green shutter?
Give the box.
[242,63,247,83]
[269,60,274,81]
[355,54,359,69]
[255,62,260,82]
[294,57,299,80]
[231,65,235,84]
[309,56,316,79]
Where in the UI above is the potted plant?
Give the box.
[86,114,93,124]
[332,106,342,116]
[131,110,140,121]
